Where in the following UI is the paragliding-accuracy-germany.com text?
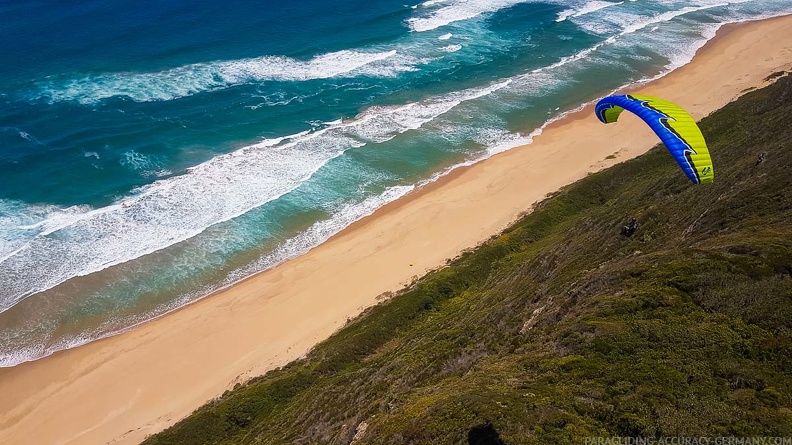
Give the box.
[584,437,791,445]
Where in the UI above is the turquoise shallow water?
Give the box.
[1,0,791,366]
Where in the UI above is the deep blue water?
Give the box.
[2,0,791,366]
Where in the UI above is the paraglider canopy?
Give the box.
[595,94,713,184]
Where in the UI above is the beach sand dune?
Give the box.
[1,15,791,445]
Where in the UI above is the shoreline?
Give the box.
[2,14,791,445]
[0,16,771,370]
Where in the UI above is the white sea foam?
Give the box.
[407,0,538,32]
[0,115,563,368]
[545,0,741,72]
[420,0,451,7]
[555,1,623,22]
[0,140,357,311]
[22,0,791,108]
[119,150,164,173]
[0,200,60,262]
[24,0,647,105]
[441,44,463,52]
[0,79,513,313]
[574,1,737,36]
[583,1,761,73]
[0,322,107,368]
[0,127,43,145]
[36,49,412,104]
[0,182,418,367]
[144,169,173,178]
[19,131,36,143]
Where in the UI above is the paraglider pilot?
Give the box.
[620,217,639,237]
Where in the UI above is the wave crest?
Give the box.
[34,50,410,104]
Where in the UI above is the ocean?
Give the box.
[1,0,791,367]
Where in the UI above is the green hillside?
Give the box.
[145,74,792,444]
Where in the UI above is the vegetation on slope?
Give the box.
[146,74,792,444]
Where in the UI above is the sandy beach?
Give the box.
[1,14,791,445]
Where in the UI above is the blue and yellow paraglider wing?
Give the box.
[594,94,713,184]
